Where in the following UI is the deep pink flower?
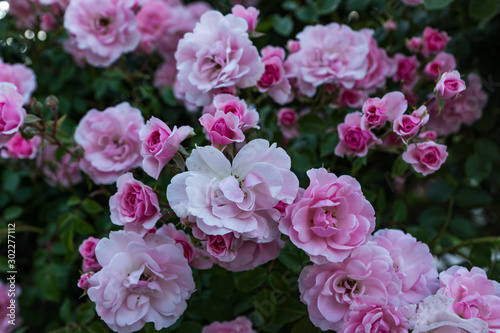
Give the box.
[0,82,26,147]
[361,91,408,129]
[393,54,420,91]
[212,94,259,129]
[231,5,259,33]
[406,37,423,53]
[79,236,100,260]
[422,27,451,58]
[424,52,456,80]
[337,89,368,108]
[402,141,448,176]
[109,173,161,235]
[435,70,466,100]
[279,168,375,264]
[78,272,94,290]
[257,46,293,105]
[140,117,193,179]
[136,0,171,53]
[0,59,37,105]
[203,316,256,333]
[277,107,300,139]
[74,102,144,184]
[199,111,246,150]
[335,112,382,157]
[82,258,102,272]
[175,10,264,106]
[1,132,41,159]
[393,106,429,143]
[87,231,195,332]
[155,224,197,264]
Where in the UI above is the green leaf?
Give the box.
[456,187,492,209]
[236,268,267,292]
[177,321,203,333]
[67,196,81,207]
[210,270,235,297]
[317,0,341,15]
[418,206,447,229]
[82,198,103,215]
[450,217,478,239]
[469,0,500,18]
[61,222,74,252]
[427,181,453,203]
[282,1,298,11]
[291,317,318,333]
[76,301,96,325]
[202,294,233,322]
[268,271,290,294]
[23,114,41,124]
[2,169,20,193]
[320,132,339,157]
[160,87,177,107]
[346,0,371,11]
[352,156,367,173]
[272,15,294,37]
[37,267,61,302]
[72,215,95,234]
[2,205,23,221]
[470,244,491,267]
[475,138,499,162]
[466,154,492,183]
[297,113,326,134]
[59,298,72,323]
[424,0,455,10]
[295,6,317,22]
[392,199,408,222]
[272,297,307,325]
[291,147,317,173]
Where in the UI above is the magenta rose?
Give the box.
[335,111,382,157]
[424,52,456,80]
[109,172,161,235]
[199,111,246,150]
[203,316,256,333]
[78,236,100,260]
[205,233,238,262]
[63,0,140,67]
[74,102,144,184]
[0,82,26,147]
[337,88,368,108]
[393,106,429,143]
[1,132,41,159]
[361,91,408,129]
[393,54,419,91]
[231,4,259,33]
[77,272,94,290]
[402,141,448,176]
[87,231,195,332]
[277,107,299,139]
[212,94,259,129]
[82,258,101,272]
[422,27,451,58]
[257,46,293,105]
[175,10,264,106]
[139,116,194,180]
[136,0,171,53]
[406,37,423,53]
[279,168,375,264]
[0,59,37,105]
[435,70,466,100]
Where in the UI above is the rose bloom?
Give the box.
[203,316,256,333]
[77,272,94,290]
[139,117,194,179]
[393,105,429,143]
[422,27,451,58]
[36,144,83,188]
[406,37,423,53]
[0,82,26,147]
[74,102,144,184]
[277,107,299,139]
[371,229,439,305]
[1,132,41,159]
[337,89,368,108]
[82,257,102,272]
[361,91,408,129]
[0,59,37,105]
[211,94,259,129]
[279,168,375,264]
[435,70,466,100]
[424,52,456,80]
[63,0,141,67]
[109,173,162,235]
[299,242,402,331]
[167,139,299,243]
[393,54,420,91]
[335,111,382,157]
[413,295,489,333]
[155,223,197,264]
[286,23,369,96]
[199,111,246,150]
[136,0,172,53]
[175,10,264,106]
[426,73,487,135]
[0,279,21,333]
[87,231,195,332]
[437,266,500,331]
[231,4,259,33]
[153,61,177,88]
[78,236,100,260]
[402,141,448,176]
[257,46,293,105]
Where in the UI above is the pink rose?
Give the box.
[335,111,382,157]
[435,70,466,100]
[78,236,100,260]
[212,94,259,129]
[384,19,397,32]
[136,0,171,53]
[402,141,448,176]
[393,105,429,143]
[437,266,500,331]
[63,0,141,67]
[406,37,423,53]
[337,89,368,108]
[299,242,402,331]
[0,280,21,333]
[424,52,456,80]
[0,59,37,105]
[199,111,246,150]
[40,12,58,31]
[74,102,144,184]
[87,231,195,332]
[401,0,424,6]
[77,272,94,290]
[82,258,102,272]
[203,316,256,333]
[156,224,197,263]
[205,233,237,262]
[277,107,300,139]
[362,91,408,129]
[371,229,439,305]
[257,46,293,105]
[1,132,41,159]
[175,10,264,106]
[154,61,177,88]
[422,27,451,58]
[167,139,299,243]
[419,131,438,140]
[0,82,26,147]
[109,172,161,235]
[139,116,193,179]
[231,4,259,33]
[393,54,420,91]
[279,168,376,264]
[414,295,489,333]
[36,144,83,188]
[286,40,301,53]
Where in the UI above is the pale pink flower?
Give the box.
[257,46,293,105]
[393,54,420,91]
[199,111,246,150]
[167,139,299,243]
[74,102,144,184]
[139,117,194,179]
[437,266,500,331]
[384,20,397,32]
[335,112,382,157]
[136,0,171,53]
[299,242,402,331]
[153,61,177,88]
[156,224,197,264]
[63,36,88,67]
[371,229,439,305]
[419,131,438,140]
[173,78,199,112]
[435,70,466,100]
[361,91,408,129]
[231,5,259,33]
[63,0,141,67]
[0,59,37,105]
[1,279,20,333]
[5,0,35,28]
[78,236,100,260]
[279,167,375,264]
[175,10,264,106]
[87,231,195,332]
[277,107,300,139]
[109,173,161,235]
[424,52,456,80]
[413,295,489,333]
[406,37,423,53]
[186,2,213,19]
[1,132,41,159]
[78,272,94,290]
[0,82,26,147]
[337,89,368,108]
[36,144,83,188]
[402,141,448,176]
[422,27,451,58]
[205,233,238,262]
[286,40,301,53]
[203,316,256,333]
[212,94,259,129]
[393,106,429,143]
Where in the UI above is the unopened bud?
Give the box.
[45,95,59,111]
